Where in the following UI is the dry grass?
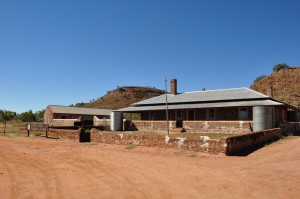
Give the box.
[0,121,42,137]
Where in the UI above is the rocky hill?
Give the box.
[251,67,300,108]
[84,86,165,110]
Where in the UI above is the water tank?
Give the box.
[253,106,274,131]
[110,111,123,131]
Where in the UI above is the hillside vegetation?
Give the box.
[251,67,300,108]
[84,86,165,110]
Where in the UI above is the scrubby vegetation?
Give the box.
[251,66,300,107]
[272,63,290,72]
[84,86,165,110]
[253,75,267,84]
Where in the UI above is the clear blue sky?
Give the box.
[1,0,299,113]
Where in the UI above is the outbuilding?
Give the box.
[44,105,111,127]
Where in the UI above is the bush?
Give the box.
[19,110,36,122]
[253,75,267,84]
[273,63,289,72]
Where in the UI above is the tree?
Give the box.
[0,110,16,135]
[273,63,289,72]
[35,109,45,122]
[253,75,267,84]
[19,110,36,122]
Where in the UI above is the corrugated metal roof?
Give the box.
[49,105,111,115]
[134,87,269,105]
[118,100,283,112]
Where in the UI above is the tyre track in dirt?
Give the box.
[0,149,17,199]
[0,142,66,199]
[61,147,168,199]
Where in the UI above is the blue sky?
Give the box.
[1,0,299,113]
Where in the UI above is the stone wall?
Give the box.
[52,119,80,126]
[225,128,283,155]
[44,106,53,125]
[18,127,288,156]
[125,120,253,134]
[91,129,226,154]
[47,128,80,140]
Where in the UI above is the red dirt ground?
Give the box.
[0,136,299,199]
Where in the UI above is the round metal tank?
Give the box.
[253,106,274,132]
[110,111,123,131]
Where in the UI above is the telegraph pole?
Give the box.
[165,79,169,135]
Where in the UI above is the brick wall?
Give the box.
[91,129,226,154]
[125,120,253,134]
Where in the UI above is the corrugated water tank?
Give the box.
[253,106,274,132]
[110,111,123,131]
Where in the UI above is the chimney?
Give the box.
[170,79,177,95]
[266,85,273,98]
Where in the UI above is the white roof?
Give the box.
[49,105,111,116]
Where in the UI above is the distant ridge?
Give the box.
[251,67,300,108]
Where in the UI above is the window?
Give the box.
[239,108,248,120]
[207,109,215,120]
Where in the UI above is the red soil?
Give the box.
[0,136,299,199]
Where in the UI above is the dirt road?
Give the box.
[0,136,299,199]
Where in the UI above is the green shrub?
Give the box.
[125,144,136,150]
[273,63,289,72]
[253,75,267,84]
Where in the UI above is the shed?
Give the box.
[44,105,111,127]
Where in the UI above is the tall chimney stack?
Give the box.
[266,85,273,98]
[170,79,177,95]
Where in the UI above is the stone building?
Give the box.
[117,79,299,134]
[44,105,111,127]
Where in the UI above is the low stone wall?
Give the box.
[225,128,283,155]
[91,129,226,154]
[125,120,253,134]
[47,128,80,140]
